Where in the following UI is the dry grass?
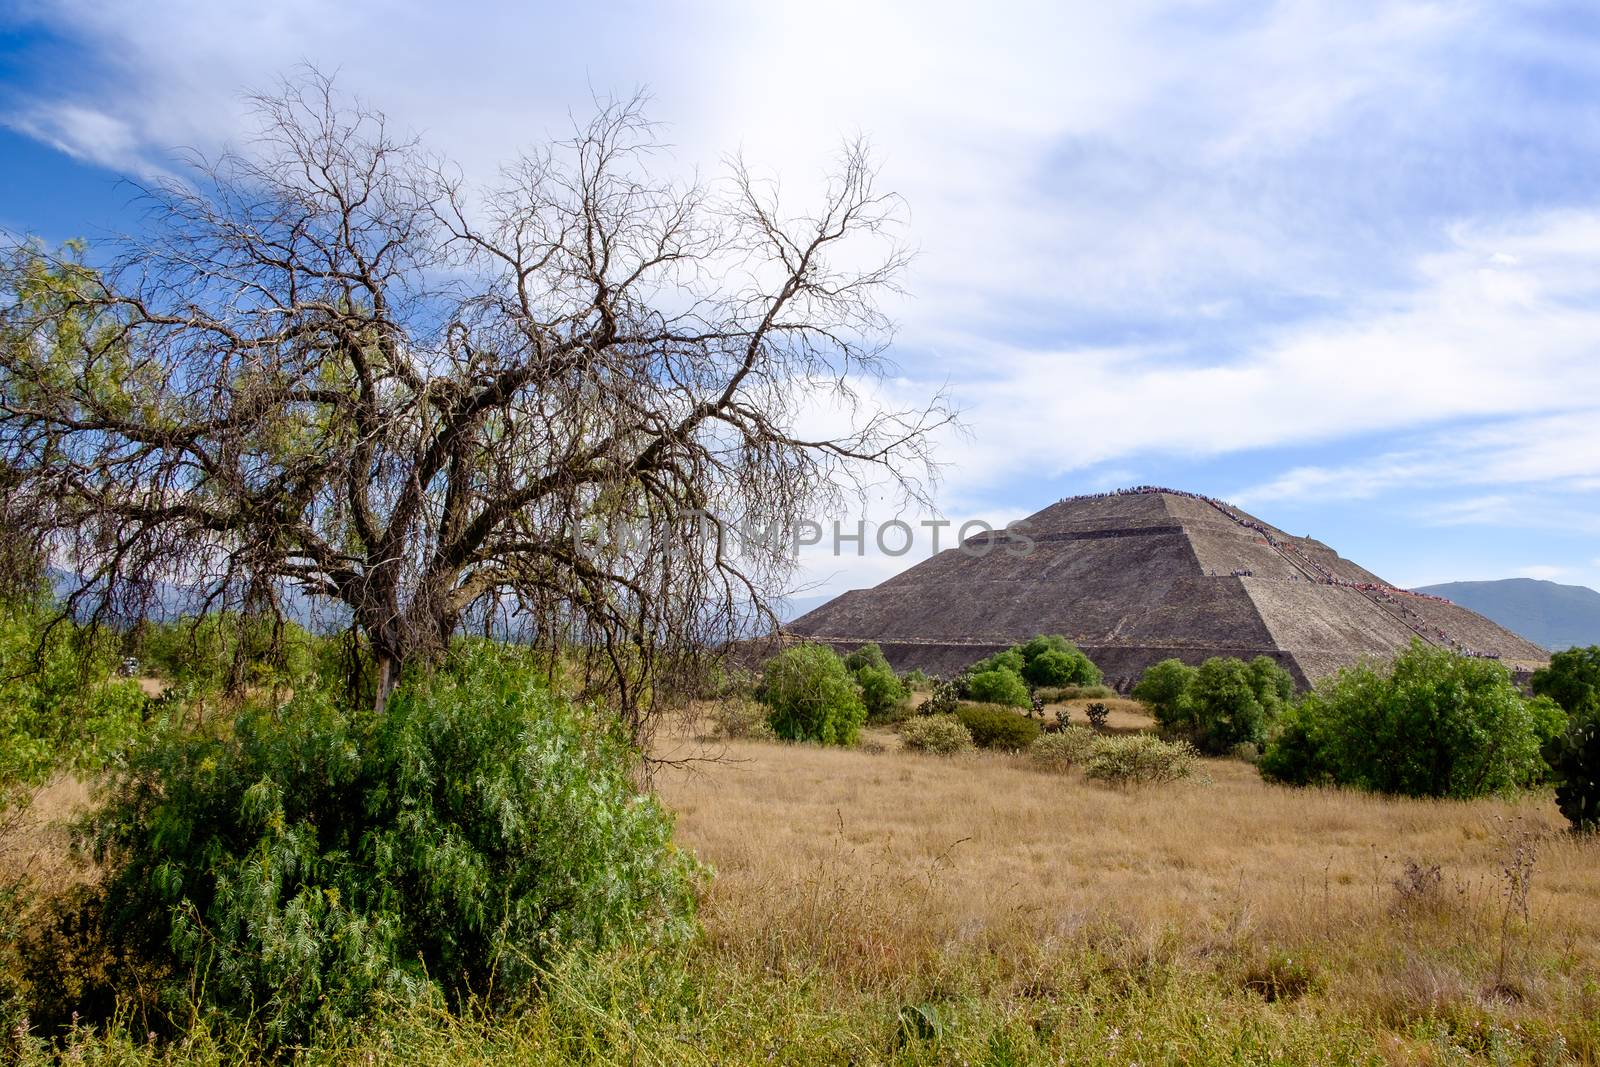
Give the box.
[656,711,1600,1051]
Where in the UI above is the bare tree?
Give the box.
[0,73,952,725]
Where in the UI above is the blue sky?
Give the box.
[4,0,1600,599]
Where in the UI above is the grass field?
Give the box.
[6,696,1599,1064]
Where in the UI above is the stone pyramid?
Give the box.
[786,488,1549,690]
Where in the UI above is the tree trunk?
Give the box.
[373,654,399,715]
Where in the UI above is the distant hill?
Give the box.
[1413,578,1600,652]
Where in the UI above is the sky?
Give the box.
[3,0,1600,601]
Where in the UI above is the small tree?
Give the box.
[1260,642,1558,798]
[966,667,1030,708]
[1022,647,1099,688]
[843,642,892,676]
[1132,658,1196,729]
[1532,646,1600,719]
[856,664,908,722]
[759,644,866,746]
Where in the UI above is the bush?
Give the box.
[842,642,891,676]
[955,703,1041,750]
[970,649,1026,676]
[707,697,776,740]
[1030,726,1097,772]
[899,668,930,690]
[899,714,974,755]
[1133,655,1291,755]
[87,652,700,1046]
[1022,646,1101,688]
[1131,658,1196,725]
[1531,646,1600,719]
[1084,734,1197,787]
[1259,642,1560,798]
[1084,701,1110,729]
[759,643,867,745]
[0,597,151,809]
[966,667,1030,708]
[1545,712,1600,831]
[856,665,909,723]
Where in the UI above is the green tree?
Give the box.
[843,642,891,676]
[1260,642,1557,798]
[1132,658,1197,731]
[856,664,908,721]
[759,644,867,745]
[966,667,1030,708]
[970,649,1025,676]
[1022,646,1101,688]
[1531,646,1600,719]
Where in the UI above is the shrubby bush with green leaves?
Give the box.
[1531,646,1600,720]
[133,612,325,694]
[966,666,1030,708]
[758,643,866,745]
[842,642,891,676]
[1084,734,1197,787]
[1132,655,1293,755]
[964,636,1102,703]
[0,596,150,808]
[87,648,700,1046]
[1258,642,1563,798]
[955,703,1040,750]
[899,714,974,755]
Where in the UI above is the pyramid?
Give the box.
[786,488,1549,690]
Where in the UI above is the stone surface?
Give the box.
[785,489,1549,689]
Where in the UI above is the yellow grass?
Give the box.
[656,711,1600,1045]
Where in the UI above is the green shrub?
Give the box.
[955,703,1041,750]
[856,665,909,723]
[1131,658,1196,725]
[842,642,892,676]
[135,612,322,694]
[1133,655,1291,755]
[1259,642,1560,799]
[899,714,974,755]
[1084,734,1197,787]
[966,667,1030,708]
[970,649,1025,676]
[1545,712,1600,832]
[899,667,930,690]
[87,652,700,1046]
[1021,646,1101,688]
[1084,701,1110,729]
[0,597,151,809]
[1030,726,1097,772]
[759,643,867,745]
[1531,646,1600,719]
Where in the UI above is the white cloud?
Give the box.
[10,103,152,175]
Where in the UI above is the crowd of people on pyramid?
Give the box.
[1057,485,1500,659]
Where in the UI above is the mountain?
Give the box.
[788,487,1547,690]
[1413,578,1600,652]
